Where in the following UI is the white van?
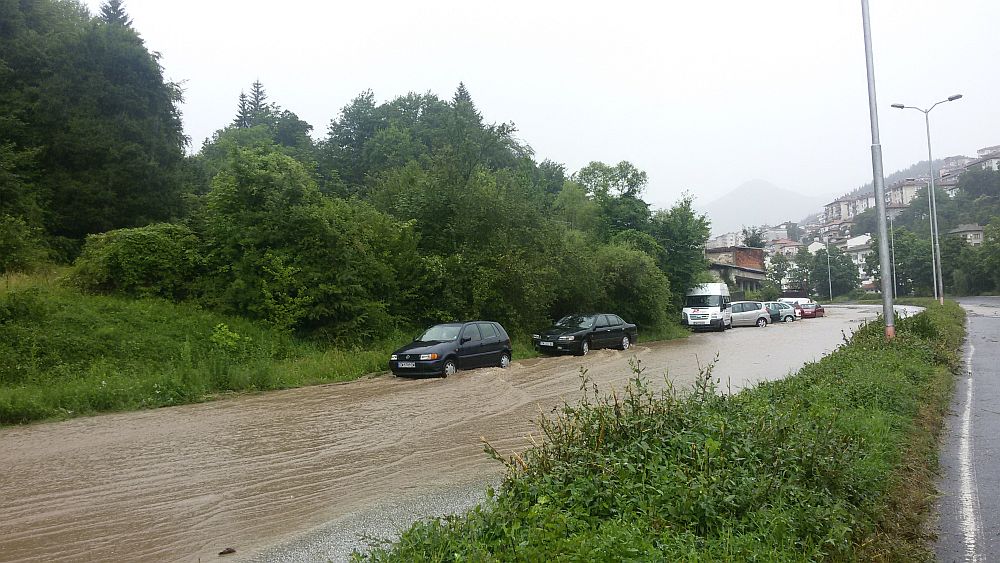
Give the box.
[682,283,732,331]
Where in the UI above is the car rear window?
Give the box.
[493,323,509,340]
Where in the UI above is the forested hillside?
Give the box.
[1,0,713,345]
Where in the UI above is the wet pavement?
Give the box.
[936,296,1000,563]
[0,305,914,562]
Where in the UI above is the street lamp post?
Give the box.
[891,94,962,305]
[860,0,895,339]
[826,240,834,301]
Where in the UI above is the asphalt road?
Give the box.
[936,296,1000,563]
[0,305,913,563]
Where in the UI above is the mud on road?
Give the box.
[0,305,912,562]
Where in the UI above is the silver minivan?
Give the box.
[729,301,770,327]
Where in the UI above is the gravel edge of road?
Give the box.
[246,475,503,562]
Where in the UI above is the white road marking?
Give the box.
[959,342,980,562]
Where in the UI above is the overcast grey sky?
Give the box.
[85,0,999,211]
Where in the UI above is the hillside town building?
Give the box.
[948,224,985,246]
[705,246,766,293]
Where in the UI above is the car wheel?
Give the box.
[783,315,794,323]
[578,340,590,356]
[620,335,630,350]
[716,319,725,332]
[756,317,767,327]
[442,359,457,378]
[499,352,511,369]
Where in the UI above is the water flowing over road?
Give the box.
[0,305,914,562]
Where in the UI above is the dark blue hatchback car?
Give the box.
[389,321,512,377]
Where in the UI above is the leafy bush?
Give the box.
[199,148,418,341]
[361,302,965,561]
[0,214,47,276]
[594,243,671,329]
[69,223,203,299]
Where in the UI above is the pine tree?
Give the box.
[233,92,251,128]
[99,0,132,26]
[453,82,473,104]
[249,80,268,122]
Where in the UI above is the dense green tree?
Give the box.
[865,228,934,296]
[593,243,672,329]
[99,0,132,26]
[552,181,600,232]
[0,0,186,244]
[199,148,417,339]
[851,208,877,238]
[247,80,273,126]
[981,220,1000,291]
[939,235,991,296]
[788,247,812,291]
[233,92,251,128]
[648,195,711,307]
[786,223,803,242]
[958,168,1000,199]
[0,143,41,226]
[768,252,791,288]
[810,246,858,298]
[598,193,651,238]
[571,161,652,239]
[741,225,766,248]
[191,83,318,199]
[535,159,567,198]
[573,161,648,198]
[0,214,46,279]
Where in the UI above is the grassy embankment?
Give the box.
[0,273,686,426]
[0,273,403,425]
[361,301,965,561]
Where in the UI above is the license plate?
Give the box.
[539,341,553,347]
[398,361,416,368]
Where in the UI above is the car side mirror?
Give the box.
[460,336,471,344]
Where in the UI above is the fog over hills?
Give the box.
[698,179,837,236]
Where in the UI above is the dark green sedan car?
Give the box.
[532,313,637,356]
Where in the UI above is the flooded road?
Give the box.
[0,305,911,562]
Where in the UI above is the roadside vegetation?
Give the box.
[0,280,413,425]
[360,302,965,561]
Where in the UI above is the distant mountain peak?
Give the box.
[699,180,836,235]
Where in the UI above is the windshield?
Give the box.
[417,324,462,341]
[555,315,596,329]
[685,295,722,308]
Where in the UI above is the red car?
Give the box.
[800,303,825,318]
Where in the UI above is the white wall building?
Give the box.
[842,234,873,282]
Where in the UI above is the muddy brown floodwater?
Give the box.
[0,305,916,562]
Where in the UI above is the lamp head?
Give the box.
[947,94,963,101]
[890,103,905,109]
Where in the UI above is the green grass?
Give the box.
[359,301,965,561]
[639,321,692,342]
[1,276,692,425]
[0,283,409,425]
